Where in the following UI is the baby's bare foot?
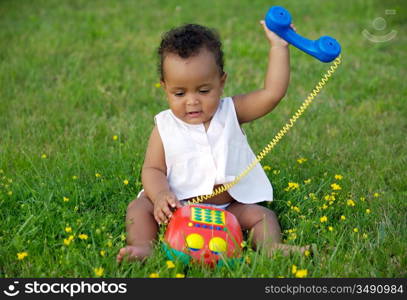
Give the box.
[116,244,152,263]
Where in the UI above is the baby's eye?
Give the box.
[174,92,184,97]
[199,89,210,94]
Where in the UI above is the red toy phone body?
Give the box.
[164,204,243,266]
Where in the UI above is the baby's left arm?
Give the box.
[233,21,296,124]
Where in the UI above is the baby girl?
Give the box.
[117,21,307,262]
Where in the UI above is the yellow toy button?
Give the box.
[209,237,227,253]
[186,233,204,251]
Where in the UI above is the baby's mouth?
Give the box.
[187,111,202,118]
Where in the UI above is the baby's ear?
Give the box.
[220,72,228,88]
[160,80,166,89]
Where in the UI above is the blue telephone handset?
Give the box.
[265,6,341,62]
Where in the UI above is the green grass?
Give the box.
[0,0,406,277]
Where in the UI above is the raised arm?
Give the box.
[233,21,295,124]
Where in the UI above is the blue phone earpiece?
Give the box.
[265,6,341,62]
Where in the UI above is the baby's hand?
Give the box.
[260,20,297,47]
[154,190,182,224]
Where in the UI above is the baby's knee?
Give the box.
[126,193,153,214]
[263,208,277,220]
[127,198,138,211]
[251,206,278,224]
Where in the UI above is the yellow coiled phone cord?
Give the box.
[188,55,342,205]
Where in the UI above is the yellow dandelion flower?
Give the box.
[353,228,359,233]
[285,182,299,192]
[123,179,129,185]
[304,179,311,184]
[41,154,47,159]
[68,235,75,241]
[154,83,161,88]
[291,206,300,212]
[64,238,71,246]
[17,252,28,260]
[304,250,310,257]
[273,169,280,175]
[63,197,70,202]
[95,173,101,178]
[121,233,126,241]
[107,240,112,247]
[245,255,251,264]
[331,183,341,191]
[263,165,272,171]
[79,234,88,240]
[320,216,328,223]
[166,260,175,269]
[65,227,72,233]
[373,193,380,197]
[334,174,343,180]
[362,233,368,239]
[366,209,371,214]
[72,176,78,180]
[347,199,356,207]
[291,264,297,274]
[297,158,307,164]
[288,233,297,240]
[340,215,346,221]
[321,204,328,210]
[360,197,366,201]
[100,250,106,257]
[328,226,334,232]
[112,135,118,141]
[149,273,160,278]
[7,191,12,196]
[295,269,308,278]
[175,273,185,278]
[94,267,104,277]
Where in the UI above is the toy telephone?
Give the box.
[265,6,341,62]
[163,204,243,267]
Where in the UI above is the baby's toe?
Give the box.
[116,247,127,263]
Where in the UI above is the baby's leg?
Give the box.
[226,202,308,256]
[116,192,158,262]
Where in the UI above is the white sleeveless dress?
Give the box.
[154,97,273,203]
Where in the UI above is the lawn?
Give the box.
[0,0,406,277]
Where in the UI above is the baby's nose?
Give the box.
[186,96,200,105]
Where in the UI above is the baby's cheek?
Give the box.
[206,100,218,112]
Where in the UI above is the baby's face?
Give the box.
[161,48,226,127]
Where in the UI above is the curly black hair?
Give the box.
[157,24,224,81]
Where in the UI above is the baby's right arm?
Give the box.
[142,126,182,224]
